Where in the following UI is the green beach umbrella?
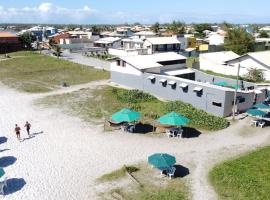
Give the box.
[253,103,270,109]
[215,81,229,87]
[246,109,267,117]
[0,168,5,178]
[158,112,190,126]
[111,108,141,123]
[148,153,176,169]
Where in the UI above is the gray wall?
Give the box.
[111,71,266,117]
[194,69,256,88]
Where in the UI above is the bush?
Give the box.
[113,89,157,104]
[165,101,229,130]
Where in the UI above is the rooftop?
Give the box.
[145,37,181,45]
[248,51,270,67]
[95,37,121,44]
[200,51,240,64]
[0,32,18,38]
[120,52,186,70]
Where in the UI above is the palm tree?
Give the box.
[245,68,265,82]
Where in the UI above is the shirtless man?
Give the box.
[15,124,21,141]
[24,121,31,136]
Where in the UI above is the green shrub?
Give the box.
[165,101,229,130]
[113,89,157,103]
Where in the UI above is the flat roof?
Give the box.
[95,37,121,44]
[146,37,181,45]
[120,52,186,70]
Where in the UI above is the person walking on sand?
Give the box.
[24,121,31,136]
[15,124,21,141]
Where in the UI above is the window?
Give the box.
[212,102,222,107]
[232,97,246,105]
[122,61,126,67]
[116,60,121,66]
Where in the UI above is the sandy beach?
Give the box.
[0,82,270,200]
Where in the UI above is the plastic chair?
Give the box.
[168,167,176,179]
[0,178,8,195]
[259,121,265,128]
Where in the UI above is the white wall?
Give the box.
[110,61,142,76]
[108,48,140,57]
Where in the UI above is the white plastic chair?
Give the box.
[168,167,176,179]
[0,178,8,195]
[259,121,265,128]
[177,129,183,138]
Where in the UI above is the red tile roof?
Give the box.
[0,32,18,38]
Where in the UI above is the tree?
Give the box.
[91,25,100,34]
[194,23,212,38]
[194,23,212,33]
[223,28,255,55]
[151,22,160,34]
[19,32,36,49]
[53,46,62,59]
[167,21,185,35]
[49,38,57,48]
[259,31,269,38]
[245,68,265,82]
[220,21,233,31]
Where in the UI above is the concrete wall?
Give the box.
[110,70,266,117]
[194,69,256,88]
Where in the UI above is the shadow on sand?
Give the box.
[174,165,190,178]
[0,156,17,168]
[0,137,8,145]
[3,178,26,195]
[134,123,155,134]
[0,149,10,153]
[22,131,44,142]
[182,127,201,138]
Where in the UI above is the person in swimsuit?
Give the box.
[24,121,31,136]
[15,124,21,141]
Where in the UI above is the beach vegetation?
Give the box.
[209,146,270,200]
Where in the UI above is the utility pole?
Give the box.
[232,63,240,120]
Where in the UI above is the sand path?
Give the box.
[0,82,269,200]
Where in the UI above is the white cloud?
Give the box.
[0,2,98,24]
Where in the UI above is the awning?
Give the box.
[164,69,194,76]
[168,81,176,85]
[254,90,263,94]
[147,75,155,80]
[159,79,167,83]
[179,83,188,88]
[193,87,203,92]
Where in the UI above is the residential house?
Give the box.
[143,37,181,54]
[0,32,22,53]
[200,51,240,75]
[226,51,270,80]
[94,37,122,49]
[133,31,156,39]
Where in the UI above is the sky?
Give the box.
[0,0,270,24]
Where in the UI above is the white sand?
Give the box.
[0,82,270,200]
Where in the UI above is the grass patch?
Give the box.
[98,165,139,182]
[0,51,109,93]
[209,146,270,200]
[102,163,189,200]
[38,86,229,131]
